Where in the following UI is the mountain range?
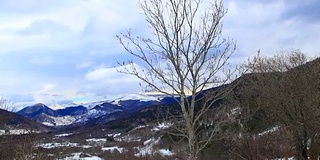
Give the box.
[15,94,167,128]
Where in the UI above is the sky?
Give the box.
[0,0,319,108]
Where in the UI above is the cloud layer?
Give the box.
[0,0,319,106]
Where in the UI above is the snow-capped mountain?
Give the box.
[110,93,163,105]
[17,93,165,128]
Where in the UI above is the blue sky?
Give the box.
[0,0,319,107]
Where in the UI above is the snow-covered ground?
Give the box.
[38,142,79,149]
[55,133,73,137]
[63,152,102,160]
[86,138,107,142]
[158,149,175,156]
[134,137,175,157]
[134,125,148,130]
[73,108,121,124]
[86,138,107,146]
[258,126,280,136]
[272,157,295,160]
[41,107,119,127]
[42,115,77,126]
[38,142,92,149]
[102,146,125,153]
[0,129,39,135]
[31,126,177,159]
[152,122,173,131]
[113,133,121,137]
[119,135,141,142]
[135,137,161,157]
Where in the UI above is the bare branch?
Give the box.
[117,0,238,159]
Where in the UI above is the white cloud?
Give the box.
[85,69,120,82]
[224,0,320,61]
[76,61,94,70]
[31,82,84,105]
[0,0,143,55]
[85,64,141,82]
[83,64,142,96]
[32,83,56,104]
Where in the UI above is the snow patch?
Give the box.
[86,138,107,146]
[272,157,295,160]
[135,137,161,157]
[119,135,141,142]
[55,133,73,137]
[42,115,76,126]
[258,126,280,136]
[107,132,121,137]
[42,122,54,126]
[102,146,125,153]
[86,138,107,142]
[82,145,92,148]
[63,152,102,160]
[114,133,121,137]
[75,108,117,124]
[38,142,92,149]
[158,149,175,156]
[0,129,39,135]
[38,142,79,149]
[135,125,148,129]
[152,122,173,131]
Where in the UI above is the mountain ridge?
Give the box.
[16,94,164,128]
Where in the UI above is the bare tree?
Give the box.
[15,134,43,160]
[117,0,237,159]
[0,98,16,112]
[243,50,320,160]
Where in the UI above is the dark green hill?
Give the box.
[0,108,49,131]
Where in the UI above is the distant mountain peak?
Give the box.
[34,103,47,107]
[112,93,163,102]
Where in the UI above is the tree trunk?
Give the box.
[302,145,308,160]
[310,136,319,160]
[188,130,198,160]
[301,129,309,160]
[297,134,309,160]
